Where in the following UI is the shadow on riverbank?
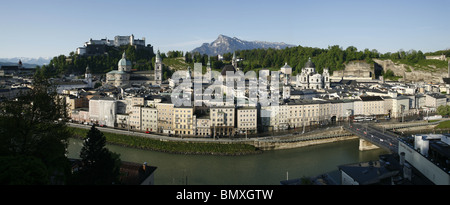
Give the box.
[69,127,263,156]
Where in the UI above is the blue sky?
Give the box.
[1,0,449,58]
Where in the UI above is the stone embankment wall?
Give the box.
[252,127,358,150]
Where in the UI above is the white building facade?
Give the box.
[296,57,330,90]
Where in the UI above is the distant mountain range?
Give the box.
[191,34,296,56]
[0,57,51,67]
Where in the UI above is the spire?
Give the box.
[122,51,126,59]
[207,56,211,67]
[156,50,161,63]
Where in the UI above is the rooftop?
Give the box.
[360,96,384,101]
[119,161,157,185]
[338,156,400,185]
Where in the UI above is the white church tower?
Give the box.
[155,50,162,85]
[323,67,330,89]
[85,65,93,88]
[206,56,212,83]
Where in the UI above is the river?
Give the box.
[67,138,389,185]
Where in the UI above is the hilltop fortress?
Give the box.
[76,34,154,56]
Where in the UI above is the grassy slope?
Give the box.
[70,127,261,156]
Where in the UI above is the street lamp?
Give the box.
[127,112,132,135]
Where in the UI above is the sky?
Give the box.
[1,0,449,59]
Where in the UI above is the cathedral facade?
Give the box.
[296,57,330,90]
[105,51,162,87]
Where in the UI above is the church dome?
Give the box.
[304,57,315,68]
[118,52,132,71]
[221,65,236,76]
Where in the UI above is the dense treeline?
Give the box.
[37,45,156,77]
[38,43,448,79]
[186,45,381,75]
[425,49,450,57]
[0,74,72,184]
[184,46,448,76]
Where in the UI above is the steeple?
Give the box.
[85,65,93,88]
[155,50,161,63]
[186,66,192,79]
[232,51,237,68]
[154,50,162,85]
[207,56,211,67]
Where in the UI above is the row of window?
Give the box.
[176,125,192,129]
[212,113,232,116]
[238,123,256,127]
[175,114,191,118]
[175,110,192,113]
[239,114,256,117]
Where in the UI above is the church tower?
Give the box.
[232,51,238,69]
[323,68,330,89]
[206,56,212,82]
[155,50,162,85]
[85,65,93,88]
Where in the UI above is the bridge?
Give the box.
[343,123,399,153]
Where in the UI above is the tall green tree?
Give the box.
[0,74,72,184]
[73,125,121,185]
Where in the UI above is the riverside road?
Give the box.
[69,118,449,152]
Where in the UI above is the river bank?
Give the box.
[67,137,388,185]
[69,125,358,156]
[70,127,262,156]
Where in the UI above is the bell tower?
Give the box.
[85,65,93,88]
[155,50,162,85]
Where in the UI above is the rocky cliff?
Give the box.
[373,59,448,83]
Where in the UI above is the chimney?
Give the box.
[142,162,147,171]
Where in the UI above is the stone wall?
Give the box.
[332,61,373,78]
[373,59,447,83]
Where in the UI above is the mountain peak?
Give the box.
[217,34,230,39]
[192,35,295,56]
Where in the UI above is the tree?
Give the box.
[73,125,121,185]
[437,105,450,117]
[0,155,49,185]
[0,74,72,184]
